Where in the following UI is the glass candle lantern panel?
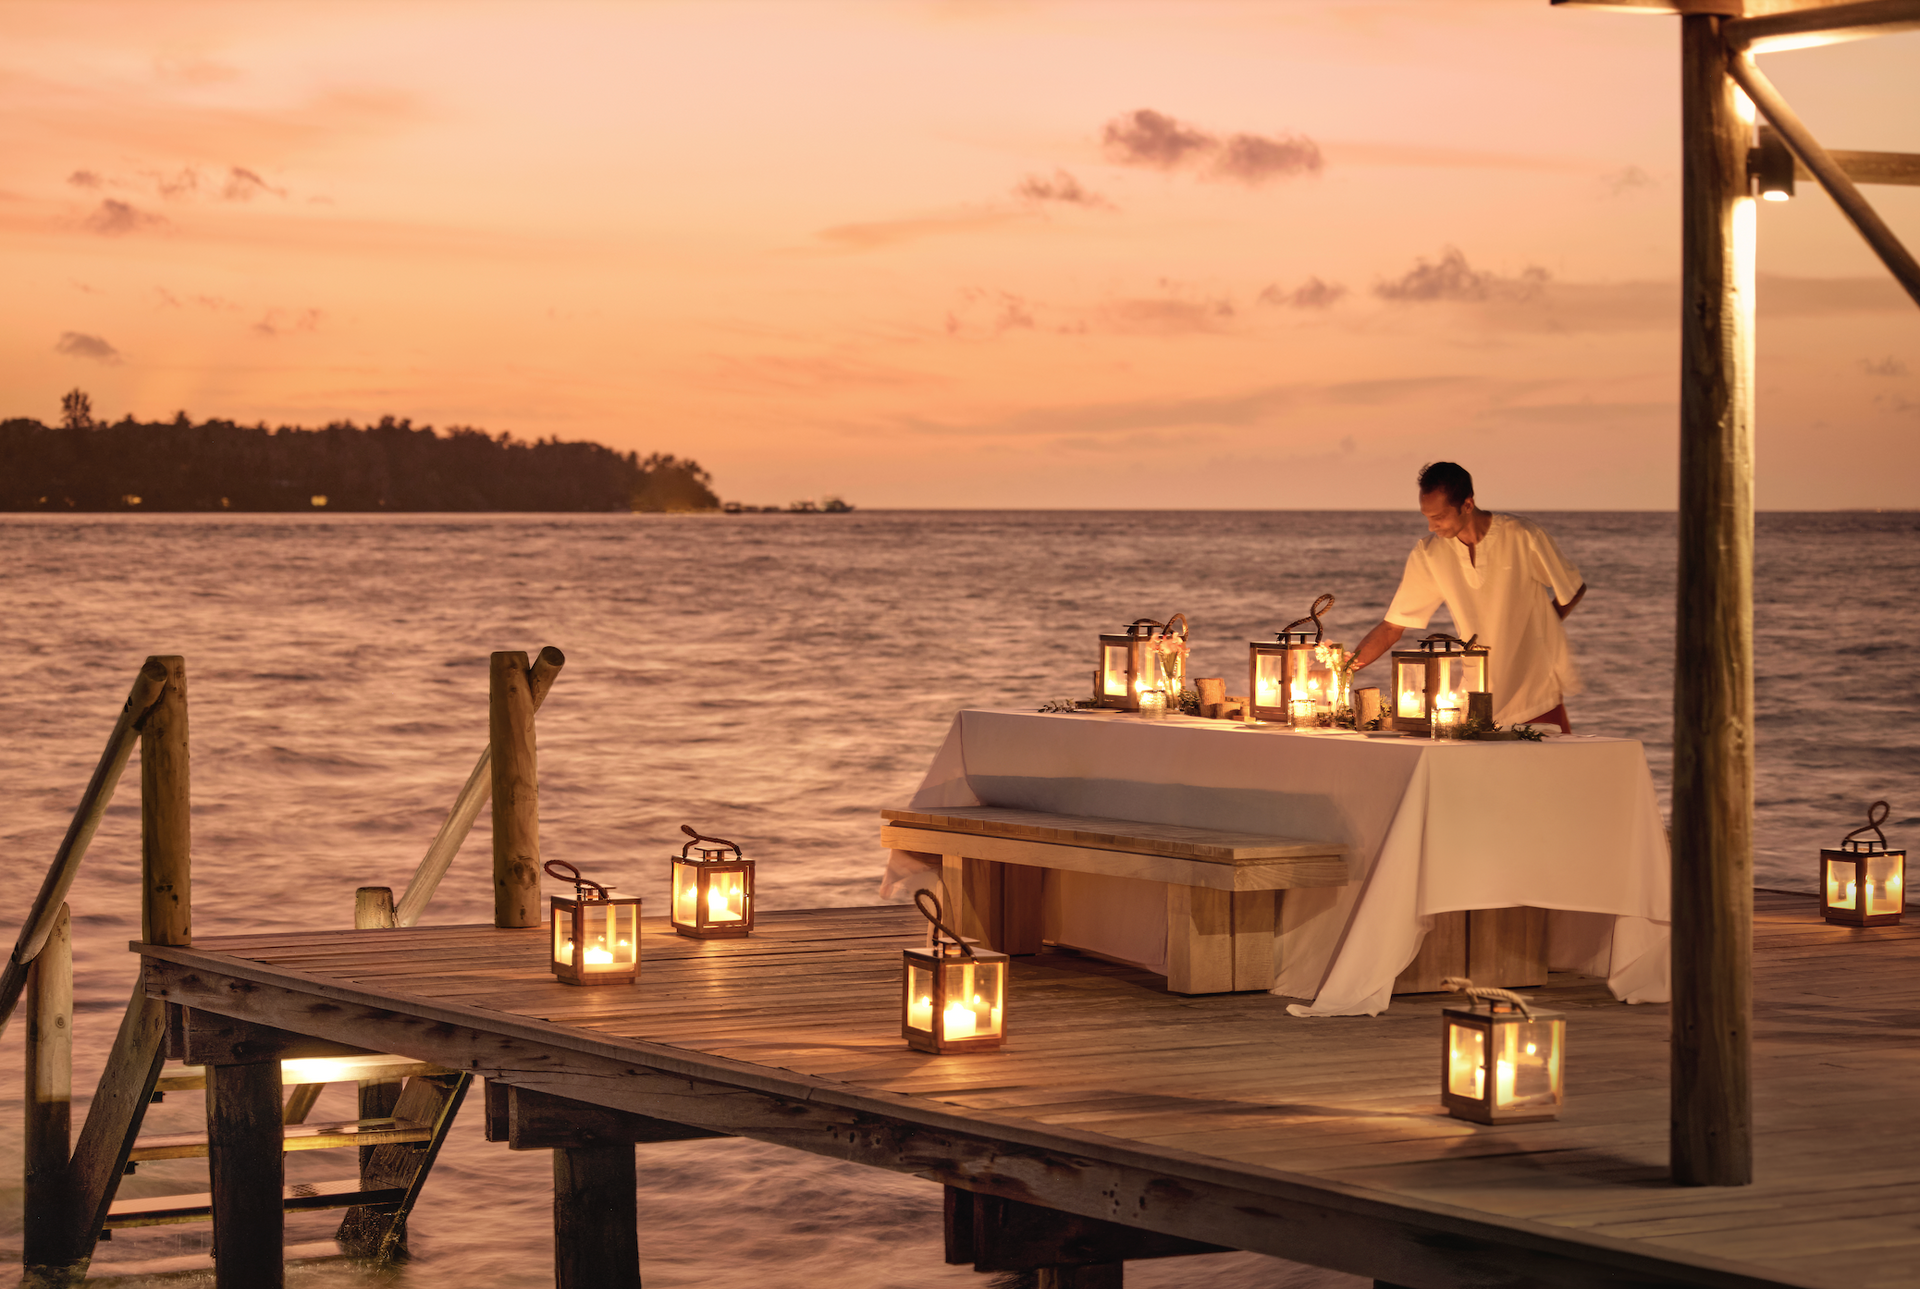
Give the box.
[1447,1023,1485,1098]
[906,961,935,1035]
[943,959,1005,1041]
[1458,655,1489,696]
[1494,1018,1564,1111]
[579,903,637,971]
[1826,857,1858,910]
[1395,661,1427,719]
[1868,853,1905,916]
[672,863,699,925]
[705,871,748,923]
[1102,644,1130,700]
[1254,653,1286,711]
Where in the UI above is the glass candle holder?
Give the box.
[1139,689,1169,720]
[1432,704,1462,740]
[1288,697,1315,728]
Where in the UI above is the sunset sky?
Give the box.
[4,1,1916,509]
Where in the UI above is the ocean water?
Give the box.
[0,510,1913,1287]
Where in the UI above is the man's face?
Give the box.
[1419,489,1475,540]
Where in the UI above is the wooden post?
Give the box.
[23,905,73,1274]
[1672,13,1755,1188]
[552,1145,642,1289]
[141,655,191,948]
[207,1060,285,1289]
[355,886,396,930]
[490,651,541,929]
[395,646,565,927]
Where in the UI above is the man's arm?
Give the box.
[1352,620,1406,670]
[1554,583,1587,621]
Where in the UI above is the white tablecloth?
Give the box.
[880,709,1670,1017]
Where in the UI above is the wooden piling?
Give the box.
[23,905,73,1273]
[141,655,191,949]
[552,1145,642,1289]
[491,651,541,929]
[1671,13,1755,1188]
[355,886,396,930]
[396,647,564,927]
[207,1060,286,1289]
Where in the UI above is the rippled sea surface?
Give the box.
[0,511,1913,1287]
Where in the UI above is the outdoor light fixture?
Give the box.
[671,824,755,939]
[903,890,1007,1054]
[547,859,641,986]
[1751,124,1795,202]
[1822,801,1904,927]
[1096,618,1166,711]
[1391,634,1490,738]
[1249,594,1338,726]
[1441,977,1564,1125]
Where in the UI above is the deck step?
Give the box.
[154,1054,449,1093]
[128,1116,434,1162]
[106,1180,407,1228]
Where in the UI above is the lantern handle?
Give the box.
[1442,976,1533,1019]
[1842,801,1892,853]
[1280,594,1335,644]
[542,858,608,901]
[1417,632,1479,654]
[1162,612,1188,640]
[678,824,743,860]
[913,889,975,958]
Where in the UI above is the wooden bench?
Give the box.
[880,806,1350,995]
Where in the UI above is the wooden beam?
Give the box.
[394,646,564,928]
[177,1008,378,1066]
[1673,14,1756,1188]
[971,1192,1229,1271]
[0,660,166,1038]
[143,953,1811,1289]
[486,1081,729,1150]
[552,1145,641,1289]
[1726,0,1920,49]
[490,651,541,929]
[207,1060,286,1289]
[141,655,191,948]
[23,906,73,1274]
[63,982,168,1267]
[1799,150,1920,187]
[1551,0,1742,13]
[1728,53,1920,308]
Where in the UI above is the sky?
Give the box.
[3,1,1917,509]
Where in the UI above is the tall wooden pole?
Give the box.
[491,651,541,928]
[1672,13,1755,1188]
[552,1145,642,1289]
[207,1060,286,1289]
[23,905,73,1274]
[141,655,191,948]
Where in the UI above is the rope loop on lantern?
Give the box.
[914,889,976,958]
[1280,594,1335,644]
[679,823,743,860]
[1842,800,1892,853]
[1162,611,1189,641]
[1442,975,1534,1018]
[1417,632,1480,654]
[543,858,609,901]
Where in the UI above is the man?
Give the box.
[1352,462,1586,732]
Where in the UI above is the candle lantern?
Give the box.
[545,859,641,987]
[1822,801,1905,927]
[1440,977,1564,1125]
[1248,594,1338,725]
[1390,634,1490,737]
[1095,614,1187,711]
[902,891,1008,1054]
[671,824,755,939]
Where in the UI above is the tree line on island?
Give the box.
[0,389,721,513]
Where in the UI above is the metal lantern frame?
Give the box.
[1096,614,1185,711]
[1390,633,1490,737]
[1822,801,1905,928]
[902,891,1008,1054]
[1440,979,1565,1126]
[545,859,642,987]
[671,824,756,939]
[1249,594,1339,726]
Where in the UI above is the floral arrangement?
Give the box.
[1153,623,1190,695]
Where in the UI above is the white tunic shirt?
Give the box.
[1383,511,1584,726]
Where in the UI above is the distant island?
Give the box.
[1,389,719,513]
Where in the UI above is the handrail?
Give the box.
[392,646,565,927]
[0,658,169,1039]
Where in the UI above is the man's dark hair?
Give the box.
[1417,461,1474,508]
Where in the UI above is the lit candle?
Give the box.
[1495,1059,1516,1106]
[708,881,742,921]
[909,993,933,1030]
[943,1001,976,1038]
[1399,688,1423,718]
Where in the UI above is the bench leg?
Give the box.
[1393,910,1469,994]
[1166,887,1233,994]
[941,856,1001,946]
[1231,890,1277,991]
[1467,906,1548,987]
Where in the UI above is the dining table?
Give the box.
[880,708,1670,1017]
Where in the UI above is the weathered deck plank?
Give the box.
[141,891,1920,1289]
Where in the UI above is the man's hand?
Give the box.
[1554,583,1588,621]
[1352,620,1406,670]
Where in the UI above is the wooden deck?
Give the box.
[138,891,1920,1289]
